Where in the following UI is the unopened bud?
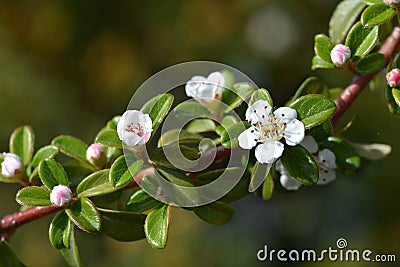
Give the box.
[330,44,351,66]
[386,68,400,87]
[86,144,106,167]
[1,153,23,179]
[384,0,400,7]
[50,185,72,207]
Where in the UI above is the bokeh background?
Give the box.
[0,0,399,266]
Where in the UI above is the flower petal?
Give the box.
[273,107,297,122]
[254,140,284,164]
[207,71,225,86]
[185,76,207,98]
[238,127,259,149]
[245,100,272,124]
[280,174,302,190]
[318,149,337,169]
[301,135,318,154]
[283,119,305,146]
[317,167,336,185]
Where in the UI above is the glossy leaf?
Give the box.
[222,82,255,112]
[144,204,171,249]
[221,121,249,148]
[60,225,81,267]
[174,101,212,120]
[63,163,93,189]
[52,135,89,163]
[290,94,336,129]
[356,52,386,74]
[49,211,71,249]
[292,77,329,102]
[16,186,51,206]
[261,167,274,201]
[281,145,319,185]
[193,201,235,225]
[320,136,361,175]
[386,85,400,114]
[149,145,199,170]
[361,3,396,27]
[106,115,121,130]
[186,119,216,133]
[126,189,159,213]
[31,145,59,170]
[76,169,116,198]
[329,0,366,44]
[361,0,383,4]
[249,88,273,107]
[10,126,34,166]
[66,198,101,233]
[38,159,69,189]
[392,88,400,107]
[109,155,143,187]
[95,130,122,148]
[98,208,146,242]
[141,94,174,135]
[345,22,380,60]
[306,120,333,142]
[314,34,335,62]
[157,129,203,147]
[311,55,336,70]
[0,241,26,267]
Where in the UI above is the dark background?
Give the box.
[0,0,399,266]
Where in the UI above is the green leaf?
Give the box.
[361,3,396,27]
[356,52,386,74]
[60,225,81,267]
[193,201,235,225]
[221,121,249,148]
[392,88,400,107]
[38,159,69,189]
[106,115,121,130]
[49,211,71,249]
[10,126,34,166]
[95,130,122,149]
[144,204,171,249]
[248,161,272,192]
[63,163,93,189]
[157,129,203,147]
[386,85,400,114]
[306,120,333,142]
[126,189,160,213]
[109,155,143,188]
[149,145,199,170]
[311,55,336,70]
[66,198,101,233]
[0,241,26,267]
[320,136,361,175]
[76,169,117,198]
[281,145,319,185]
[16,186,51,206]
[329,0,366,44]
[186,119,216,133]
[361,0,384,4]
[141,94,174,135]
[289,94,336,129]
[314,34,335,62]
[261,168,274,201]
[292,77,329,102]
[98,208,146,242]
[52,135,89,163]
[345,22,380,60]
[249,88,273,107]
[174,101,212,120]
[222,82,255,112]
[221,69,235,89]
[31,145,59,170]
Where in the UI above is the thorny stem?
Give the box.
[331,26,400,126]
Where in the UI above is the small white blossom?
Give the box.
[277,136,337,190]
[185,71,225,102]
[117,110,153,146]
[238,100,305,164]
[1,153,23,179]
[384,0,400,7]
[330,44,351,66]
[50,185,72,207]
[86,144,106,167]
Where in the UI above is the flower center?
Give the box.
[125,122,145,137]
[257,115,286,141]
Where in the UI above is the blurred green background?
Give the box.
[0,0,399,266]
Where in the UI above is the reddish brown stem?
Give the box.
[331,26,400,126]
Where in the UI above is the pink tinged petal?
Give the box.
[317,167,336,185]
[280,174,302,190]
[50,185,72,207]
[273,107,297,122]
[318,149,337,169]
[254,140,284,164]
[283,119,305,146]
[301,135,318,154]
[1,153,23,178]
[207,71,225,96]
[238,127,259,149]
[330,44,351,66]
[386,68,400,87]
[245,100,272,124]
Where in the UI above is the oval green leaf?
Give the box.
[126,189,159,213]
[109,155,143,188]
[52,135,89,163]
[249,88,273,107]
[361,3,396,27]
[144,204,171,249]
[221,121,249,148]
[314,34,335,62]
[345,22,380,60]
[49,211,71,249]
[141,93,174,135]
[38,159,69,189]
[59,225,81,267]
[193,201,235,225]
[95,130,122,149]
[174,101,212,120]
[16,186,51,206]
[222,82,255,112]
[292,77,329,102]
[356,52,386,74]
[311,55,336,70]
[31,145,59,170]
[66,198,101,233]
[10,126,35,166]
[77,169,117,198]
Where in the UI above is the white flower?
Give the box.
[1,153,23,179]
[86,144,106,167]
[117,110,153,146]
[238,100,305,164]
[50,185,72,207]
[277,135,337,190]
[185,71,225,102]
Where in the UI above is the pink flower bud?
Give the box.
[386,68,400,87]
[86,144,106,167]
[1,153,23,179]
[330,44,351,66]
[50,185,72,207]
[384,0,400,7]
